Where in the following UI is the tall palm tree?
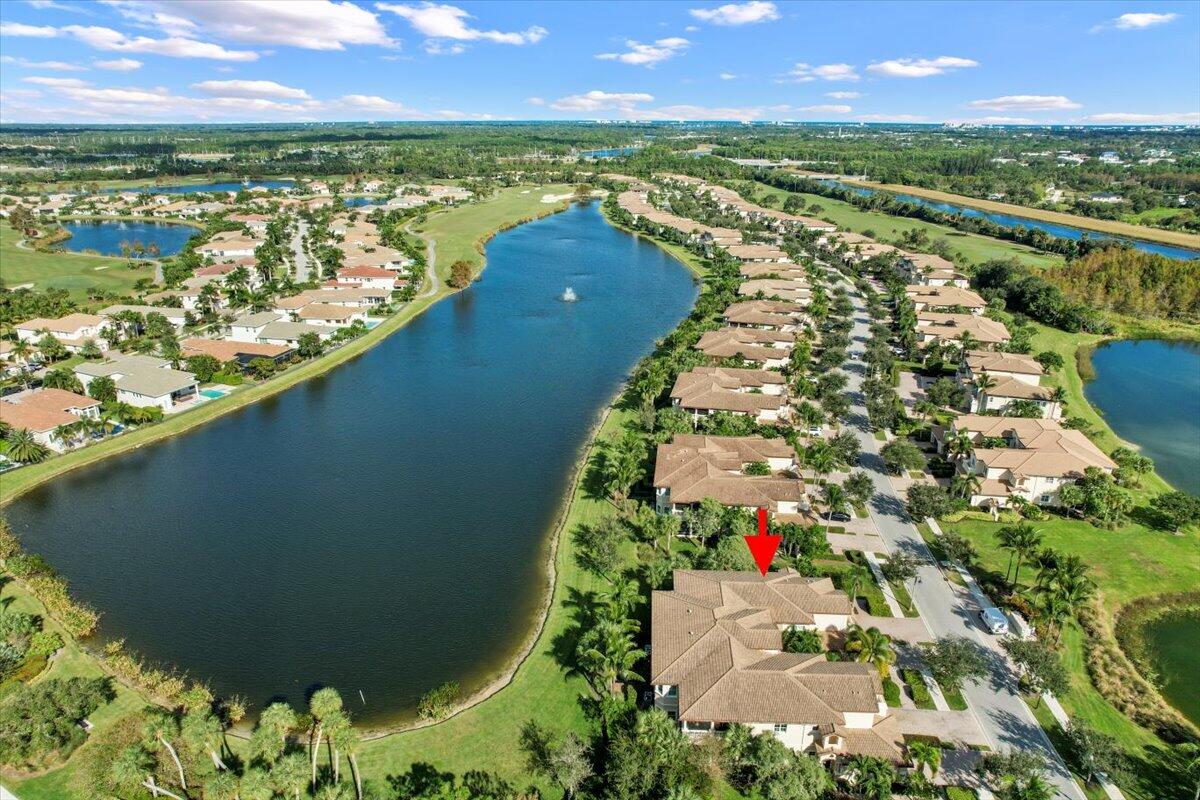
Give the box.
[972,370,996,411]
[1000,524,1044,591]
[142,711,187,793]
[844,624,896,678]
[10,338,31,365]
[823,483,848,524]
[581,619,642,696]
[950,472,981,500]
[309,687,344,790]
[110,745,185,800]
[947,431,975,463]
[270,751,309,800]
[804,439,837,485]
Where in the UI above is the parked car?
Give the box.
[979,607,1009,635]
[828,511,851,522]
[805,425,822,436]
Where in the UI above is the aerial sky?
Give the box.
[0,0,1197,125]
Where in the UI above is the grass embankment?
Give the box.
[412,184,576,283]
[0,226,153,299]
[840,179,1200,252]
[747,181,1062,271]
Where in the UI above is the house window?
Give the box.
[1040,495,1051,504]
[773,723,788,734]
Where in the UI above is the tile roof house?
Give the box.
[723,300,808,331]
[651,570,901,761]
[654,435,805,514]
[696,328,794,368]
[905,285,988,315]
[0,388,101,451]
[670,367,790,424]
[15,313,111,353]
[936,415,1116,507]
[915,312,1010,348]
[737,279,812,304]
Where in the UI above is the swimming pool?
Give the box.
[200,388,229,400]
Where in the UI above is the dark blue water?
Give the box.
[59,219,197,257]
[817,180,1198,260]
[4,201,697,723]
[1084,339,1200,494]
[110,180,295,194]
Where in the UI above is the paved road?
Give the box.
[291,219,310,282]
[833,270,1085,800]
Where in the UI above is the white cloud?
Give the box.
[684,24,700,32]
[856,113,928,122]
[826,91,860,99]
[1095,12,1180,31]
[688,1,779,26]
[62,25,260,60]
[786,62,859,82]
[967,94,1081,111]
[596,37,689,67]
[378,2,547,48]
[337,93,407,114]
[549,90,655,112]
[423,40,466,55]
[867,55,978,78]
[22,76,90,88]
[0,55,86,70]
[94,58,143,70]
[719,72,738,80]
[190,79,312,99]
[143,0,396,49]
[525,96,545,105]
[1083,111,1200,124]
[793,104,852,114]
[0,22,60,36]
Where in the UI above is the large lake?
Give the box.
[4,201,697,724]
[1084,339,1200,495]
[60,219,196,258]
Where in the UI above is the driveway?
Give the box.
[833,270,1086,800]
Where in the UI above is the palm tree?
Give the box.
[823,483,848,524]
[182,707,228,771]
[844,624,896,678]
[957,331,980,354]
[972,370,996,411]
[907,740,942,777]
[950,472,981,500]
[270,751,309,800]
[10,338,31,365]
[111,745,185,800]
[308,687,344,790]
[580,619,642,696]
[997,523,1043,591]
[804,439,837,485]
[598,575,640,618]
[142,711,187,793]
[6,428,49,463]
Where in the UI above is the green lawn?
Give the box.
[0,226,154,300]
[412,184,576,284]
[747,181,1063,271]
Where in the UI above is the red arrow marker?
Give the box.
[744,507,782,577]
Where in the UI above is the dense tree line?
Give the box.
[1047,247,1200,320]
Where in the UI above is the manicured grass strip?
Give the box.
[748,181,1062,271]
[902,668,936,710]
[842,179,1200,251]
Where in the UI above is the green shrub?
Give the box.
[211,371,244,386]
[882,677,901,707]
[902,668,934,710]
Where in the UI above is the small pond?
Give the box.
[1143,611,1200,727]
[58,219,196,258]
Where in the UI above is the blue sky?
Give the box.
[0,0,1197,124]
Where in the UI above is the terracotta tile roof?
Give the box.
[651,570,871,727]
[0,388,99,433]
[653,435,803,509]
[964,350,1043,376]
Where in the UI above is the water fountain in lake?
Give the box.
[560,287,578,302]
